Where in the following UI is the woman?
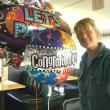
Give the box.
[74,18,110,110]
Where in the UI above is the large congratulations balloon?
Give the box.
[25,45,77,85]
[0,1,77,85]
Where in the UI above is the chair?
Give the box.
[5,70,65,110]
[62,97,79,110]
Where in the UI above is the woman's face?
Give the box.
[76,24,99,50]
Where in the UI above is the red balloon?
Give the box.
[0,47,6,58]
[11,53,23,69]
[57,70,68,84]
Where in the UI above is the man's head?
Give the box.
[74,18,100,50]
[74,18,99,35]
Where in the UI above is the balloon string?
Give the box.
[36,89,39,110]
[48,96,50,110]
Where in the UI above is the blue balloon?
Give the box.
[45,78,57,85]
[34,71,45,82]
[48,71,56,79]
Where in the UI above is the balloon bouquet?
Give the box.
[0,0,77,102]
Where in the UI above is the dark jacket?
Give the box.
[77,43,110,110]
